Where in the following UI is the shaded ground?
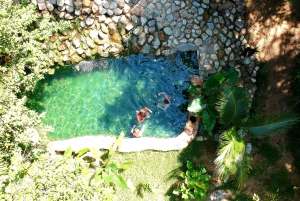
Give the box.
[243,0,300,199]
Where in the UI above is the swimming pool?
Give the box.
[31,53,199,140]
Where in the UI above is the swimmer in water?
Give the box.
[136,107,152,123]
[131,125,146,137]
[157,92,171,110]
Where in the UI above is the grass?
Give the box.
[111,140,206,201]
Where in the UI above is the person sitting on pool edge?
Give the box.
[157,92,171,110]
[136,107,152,123]
[131,125,146,138]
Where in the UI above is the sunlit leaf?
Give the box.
[119,162,134,170]
[76,148,89,157]
[64,146,72,158]
[114,174,128,188]
[90,147,104,164]
[187,97,206,113]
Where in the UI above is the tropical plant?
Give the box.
[173,160,211,200]
[188,69,299,187]
[2,133,134,200]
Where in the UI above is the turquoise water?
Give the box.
[32,53,198,139]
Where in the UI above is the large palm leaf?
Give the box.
[214,127,245,179]
[217,86,250,125]
[241,114,299,137]
[234,152,252,188]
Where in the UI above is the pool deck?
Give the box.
[48,76,203,153]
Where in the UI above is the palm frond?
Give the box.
[218,86,250,125]
[214,127,245,179]
[241,114,300,137]
[234,153,252,188]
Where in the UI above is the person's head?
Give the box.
[163,98,170,104]
[189,115,197,123]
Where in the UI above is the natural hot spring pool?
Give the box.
[30,53,198,140]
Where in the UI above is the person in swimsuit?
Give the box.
[130,125,146,138]
[157,92,171,110]
[136,107,152,123]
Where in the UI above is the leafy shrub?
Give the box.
[187,69,299,187]
[172,161,211,200]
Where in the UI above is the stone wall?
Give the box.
[32,0,258,95]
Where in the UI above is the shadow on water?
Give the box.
[27,53,199,139]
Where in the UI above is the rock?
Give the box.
[110,33,122,43]
[82,0,90,7]
[101,23,108,33]
[138,32,146,45]
[48,0,56,4]
[82,7,91,15]
[46,2,54,11]
[218,1,235,12]
[85,16,95,26]
[114,8,122,15]
[72,38,81,48]
[99,7,107,15]
[141,44,151,54]
[125,23,134,31]
[163,27,172,35]
[94,0,102,5]
[152,36,160,49]
[92,4,99,13]
[89,30,98,39]
[94,38,104,45]
[57,0,64,6]
[38,2,46,10]
[133,26,143,35]
[57,43,66,51]
[58,12,65,18]
[177,43,195,52]
[66,5,74,13]
[65,13,75,20]
[108,23,117,35]
[74,9,81,16]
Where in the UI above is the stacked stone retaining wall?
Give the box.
[32,0,259,95]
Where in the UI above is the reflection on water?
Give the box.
[32,53,198,139]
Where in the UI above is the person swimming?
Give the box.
[136,107,152,123]
[157,92,171,110]
[130,125,146,137]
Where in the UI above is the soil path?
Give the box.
[244,0,300,199]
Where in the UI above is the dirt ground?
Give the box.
[243,0,300,199]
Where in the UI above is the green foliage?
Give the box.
[188,96,207,113]
[0,0,71,92]
[136,183,153,198]
[218,86,251,125]
[241,114,299,137]
[202,110,217,132]
[172,161,211,200]
[0,1,134,200]
[3,135,133,200]
[187,68,299,187]
[215,127,251,187]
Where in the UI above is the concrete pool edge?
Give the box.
[48,76,203,153]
